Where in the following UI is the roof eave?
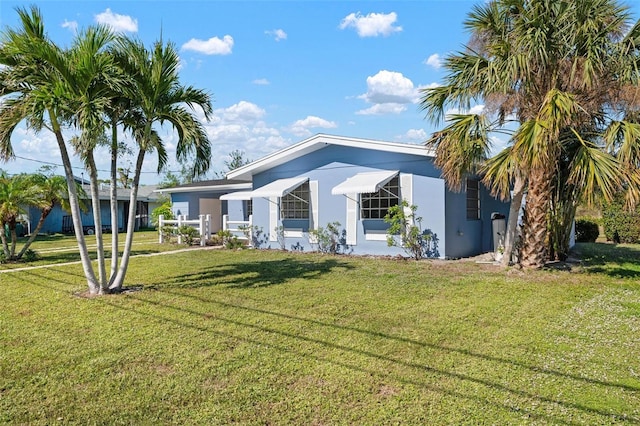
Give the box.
[155,182,253,194]
[226,133,435,180]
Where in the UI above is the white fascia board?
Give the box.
[227,135,326,181]
[156,182,252,194]
[227,133,435,181]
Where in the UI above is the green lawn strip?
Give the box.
[575,242,640,278]
[1,247,639,424]
[0,230,182,270]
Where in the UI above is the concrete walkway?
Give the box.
[0,245,220,275]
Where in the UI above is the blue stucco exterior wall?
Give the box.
[28,200,130,234]
[170,191,231,220]
[443,183,510,259]
[227,144,509,258]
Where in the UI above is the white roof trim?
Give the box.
[331,170,399,195]
[219,191,254,201]
[227,134,434,181]
[251,176,309,198]
[156,182,252,194]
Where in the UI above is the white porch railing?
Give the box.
[158,214,211,246]
[223,214,252,244]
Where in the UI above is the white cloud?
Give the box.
[16,127,60,159]
[177,57,187,71]
[289,116,337,137]
[359,70,419,105]
[403,129,428,141]
[356,103,407,116]
[202,122,288,164]
[5,100,291,185]
[425,53,442,69]
[339,12,402,37]
[218,101,266,122]
[182,35,234,55]
[94,9,138,33]
[265,29,287,41]
[445,104,486,118]
[252,78,270,85]
[172,101,291,176]
[61,19,78,33]
[489,135,509,155]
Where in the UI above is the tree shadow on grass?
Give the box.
[104,291,637,425]
[165,256,354,289]
[31,249,160,266]
[573,242,640,279]
[13,268,639,424]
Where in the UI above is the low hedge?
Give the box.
[575,218,600,243]
[601,198,640,243]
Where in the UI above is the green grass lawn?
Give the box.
[1,240,639,424]
[0,230,175,269]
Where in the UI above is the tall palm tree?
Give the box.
[64,25,125,291]
[105,99,135,284]
[421,0,640,268]
[108,38,213,290]
[0,6,100,289]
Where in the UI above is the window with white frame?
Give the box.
[360,176,399,219]
[466,178,480,220]
[280,181,310,219]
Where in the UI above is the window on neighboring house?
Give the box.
[280,181,310,219]
[246,199,253,216]
[360,176,399,219]
[466,179,480,220]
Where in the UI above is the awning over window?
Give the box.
[219,191,253,201]
[331,170,399,195]
[251,176,309,198]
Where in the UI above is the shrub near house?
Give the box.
[602,198,640,243]
[575,218,600,243]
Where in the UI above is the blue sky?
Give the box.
[3,1,632,185]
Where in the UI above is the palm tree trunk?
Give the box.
[0,221,9,259]
[8,221,17,259]
[50,111,99,293]
[520,166,552,268]
[110,149,145,291]
[501,175,525,267]
[87,151,108,293]
[109,117,119,284]
[16,206,51,259]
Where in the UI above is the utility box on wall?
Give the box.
[491,212,506,251]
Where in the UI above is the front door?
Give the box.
[199,198,222,232]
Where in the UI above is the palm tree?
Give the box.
[65,25,124,291]
[0,172,39,259]
[0,6,100,289]
[15,172,87,260]
[421,0,640,268]
[108,38,213,290]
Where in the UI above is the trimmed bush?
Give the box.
[575,219,599,243]
[177,225,199,246]
[601,198,640,243]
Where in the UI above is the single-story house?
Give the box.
[156,179,252,233]
[207,133,510,258]
[27,184,161,235]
